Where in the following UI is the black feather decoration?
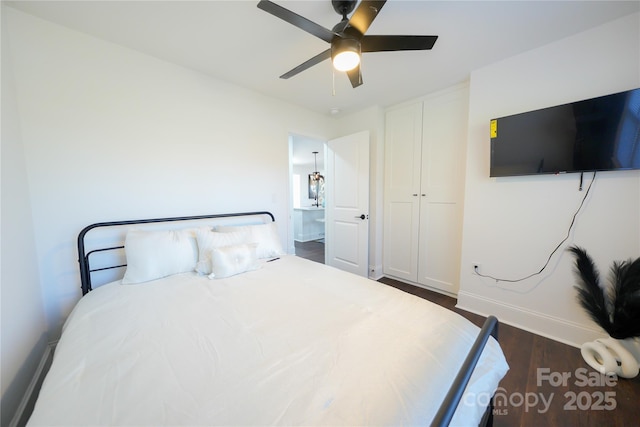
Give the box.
[569,245,640,339]
[609,257,640,339]
[568,246,612,334]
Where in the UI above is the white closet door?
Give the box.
[417,87,468,294]
[383,103,423,282]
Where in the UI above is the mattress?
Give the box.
[29,255,508,426]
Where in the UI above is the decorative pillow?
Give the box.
[122,228,198,284]
[195,229,250,275]
[208,243,260,279]
[216,222,284,259]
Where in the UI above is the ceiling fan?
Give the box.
[257,0,438,88]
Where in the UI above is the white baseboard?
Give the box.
[10,342,56,427]
[381,274,458,298]
[456,291,606,348]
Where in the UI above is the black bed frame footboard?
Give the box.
[430,315,499,427]
[77,211,275,295]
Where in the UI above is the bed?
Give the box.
[28,211,508,426]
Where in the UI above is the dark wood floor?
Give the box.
[379,277,640,427]
[294,246,640,425]
[294,240,325,264]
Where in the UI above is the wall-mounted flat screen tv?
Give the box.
[490,88,640,177]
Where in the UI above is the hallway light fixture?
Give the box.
[312,151,321,180]
[309,151,324,207]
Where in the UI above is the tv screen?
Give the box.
[490,88,640,177]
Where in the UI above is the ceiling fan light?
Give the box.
[333,51,360,71]
[332,38,361,71]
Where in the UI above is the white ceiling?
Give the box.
[6,0,640,118]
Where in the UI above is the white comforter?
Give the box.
[29,255,508,426]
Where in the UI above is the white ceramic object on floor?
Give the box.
[581,337,640,378]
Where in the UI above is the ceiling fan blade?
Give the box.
[346,64,363,88]
[347,0,386,36]
[258,0,334,43]
[361,35,438,52]
[280,49,331,79]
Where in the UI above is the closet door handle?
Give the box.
[412,193,418,196]
[355,214,367,220]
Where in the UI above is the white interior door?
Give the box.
[325,131,370,277]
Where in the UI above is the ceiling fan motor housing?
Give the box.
[331,36,361,62]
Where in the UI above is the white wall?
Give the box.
[4,7,334,343]
[1,5,49,425]
[458,13,640,347]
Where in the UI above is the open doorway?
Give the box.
[289,134,326,264]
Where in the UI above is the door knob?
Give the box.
[355,214,366,220]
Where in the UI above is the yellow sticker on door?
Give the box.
[490,120,497,138]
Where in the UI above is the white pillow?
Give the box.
[122,228,198,284]
[208,243,260,279]
[195,229,250,275]
[216,222,284,259]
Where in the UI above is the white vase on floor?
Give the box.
[581,337,640,378]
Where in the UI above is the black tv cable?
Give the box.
[474,171,596,283]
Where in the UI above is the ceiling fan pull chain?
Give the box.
[332,68,336,96]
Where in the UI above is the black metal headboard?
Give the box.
[77,211,275,295]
